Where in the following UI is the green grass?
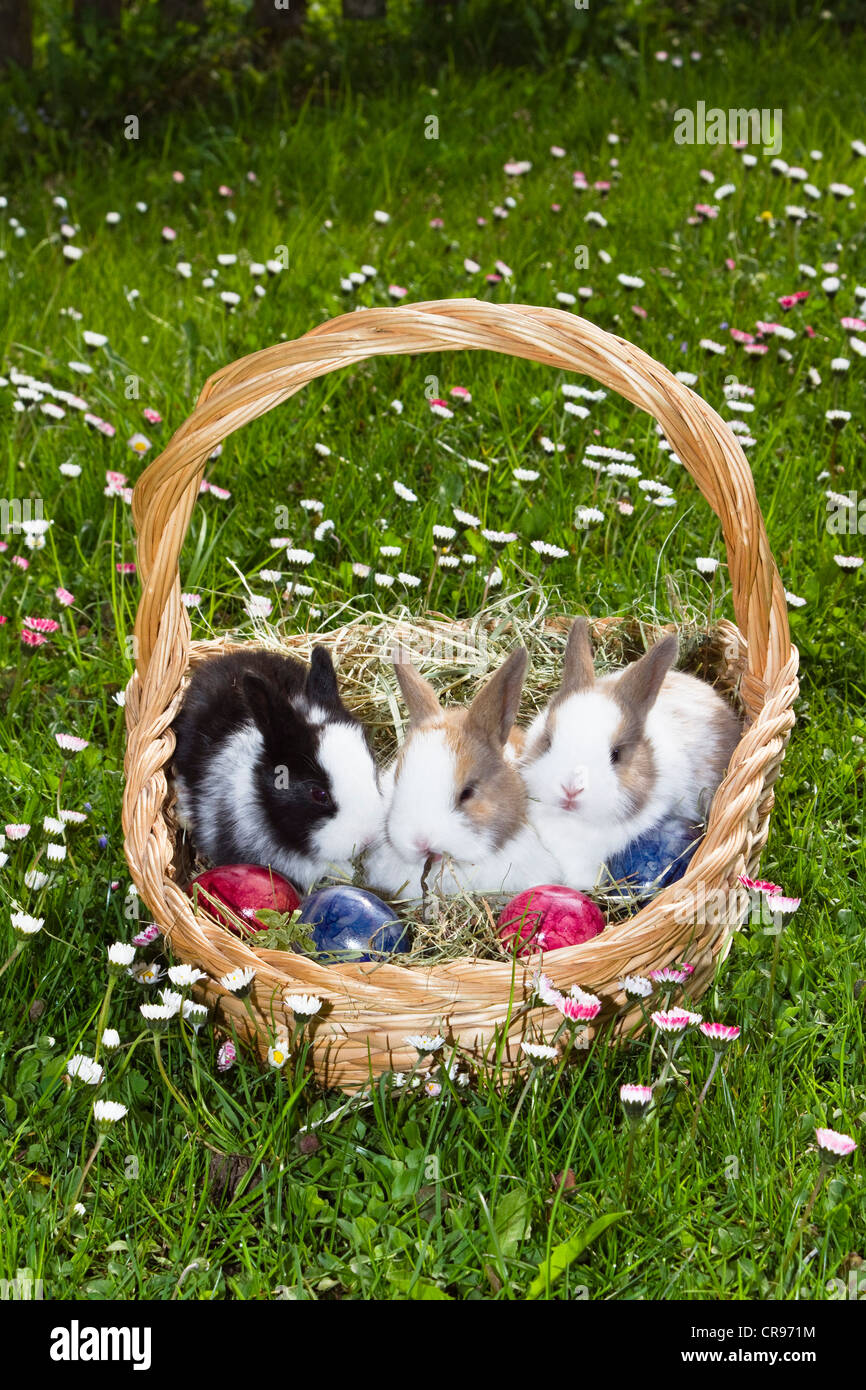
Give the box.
[1,17,865,1301]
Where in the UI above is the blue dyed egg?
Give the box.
[609,820,703,894]
[298,886,411,962]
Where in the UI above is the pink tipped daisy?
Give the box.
[650,967,688,986]
[132,923,161,947]
[700,1022,741,1050]
[651,1009,693,1034]
[142,407,163,425]
[23,617,60,634]
[116,562,137,575]
[217,1040,236,1072]
[5,823,31,840]
[765,893,801,914]
[817,1128,856,1162]
[21,630,47,648]
[739,874,783,895]
[620,1083,653,1121]
[559,986,602,1024]
[55,732,89,752]
[815,1128,857,1162]
[56,587,75,607]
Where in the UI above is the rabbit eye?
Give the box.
[459,784,475,805]
[310,785,332,808]
[610,747,621,766]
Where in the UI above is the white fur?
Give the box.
[521,670,736,889]
[310,722,385,874]
[364,727,563,898]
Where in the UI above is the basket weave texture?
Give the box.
[123,300,799,1090]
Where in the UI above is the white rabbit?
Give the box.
[364,649,565,899]
[520,619,742,890]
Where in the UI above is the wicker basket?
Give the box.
[123,299,799,1090]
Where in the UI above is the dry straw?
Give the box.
[123,299,798,1090]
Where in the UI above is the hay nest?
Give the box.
[165,591,748,968]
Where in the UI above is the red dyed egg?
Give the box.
[188,865,301,936]
[498,884,605,956]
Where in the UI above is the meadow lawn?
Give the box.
[1,13,865,1300]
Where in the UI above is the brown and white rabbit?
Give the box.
[363,649,564,898]
[520,619,741,889]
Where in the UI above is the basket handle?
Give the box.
[131,299,791,696]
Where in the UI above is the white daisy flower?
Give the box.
[183,1001,209,1031]
[374,572,395,587]
[140,1002,178,1030]
[168,963,207,989]
[67,1054,104,1085]
[833,555,863,570]
[107,942,136,971]
[453,507,481,527]
[520,1041,558,1063]
[102,1029,121,1050]
[405,1034,445,1055]
[393,481,417,502]
[531,541,569,559]
[433,524,456,541]
[785,591,806,608]
[617,273,645,289]
[285,994,322,1019]
[398,572,421,587]
[11,912,44,938]
[695,557,719,575]
[268,1042,289,1068]
[93,1099,128,1131]
[575,506,605,527]
[513,468,540,482]
[220,966,256,995]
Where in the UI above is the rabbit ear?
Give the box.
[613,634,679,731]
[242,672,281,744]
[394,656,442,725]
[307,646,340,707]
[466,648,528,747]
[554,618,596,703]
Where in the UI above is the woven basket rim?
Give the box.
[122,300,799,1087]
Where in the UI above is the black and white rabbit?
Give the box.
[172,647,384,890]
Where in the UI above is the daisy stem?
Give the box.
[111,1030,149,1083]
[764,922,785,1025]
[691,1052,723,1137]
[93,976,117,1064]
[57,1134,105,1238]
[776,1164,829,1295]
[0,944,24,980]
[621,1127,637,1206]
[152,1034,193,1119]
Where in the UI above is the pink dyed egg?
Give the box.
[498,884,605,956]
[189,865,301,936]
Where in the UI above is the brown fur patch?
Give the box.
[611,718,655,817]
[447,718,526,848]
